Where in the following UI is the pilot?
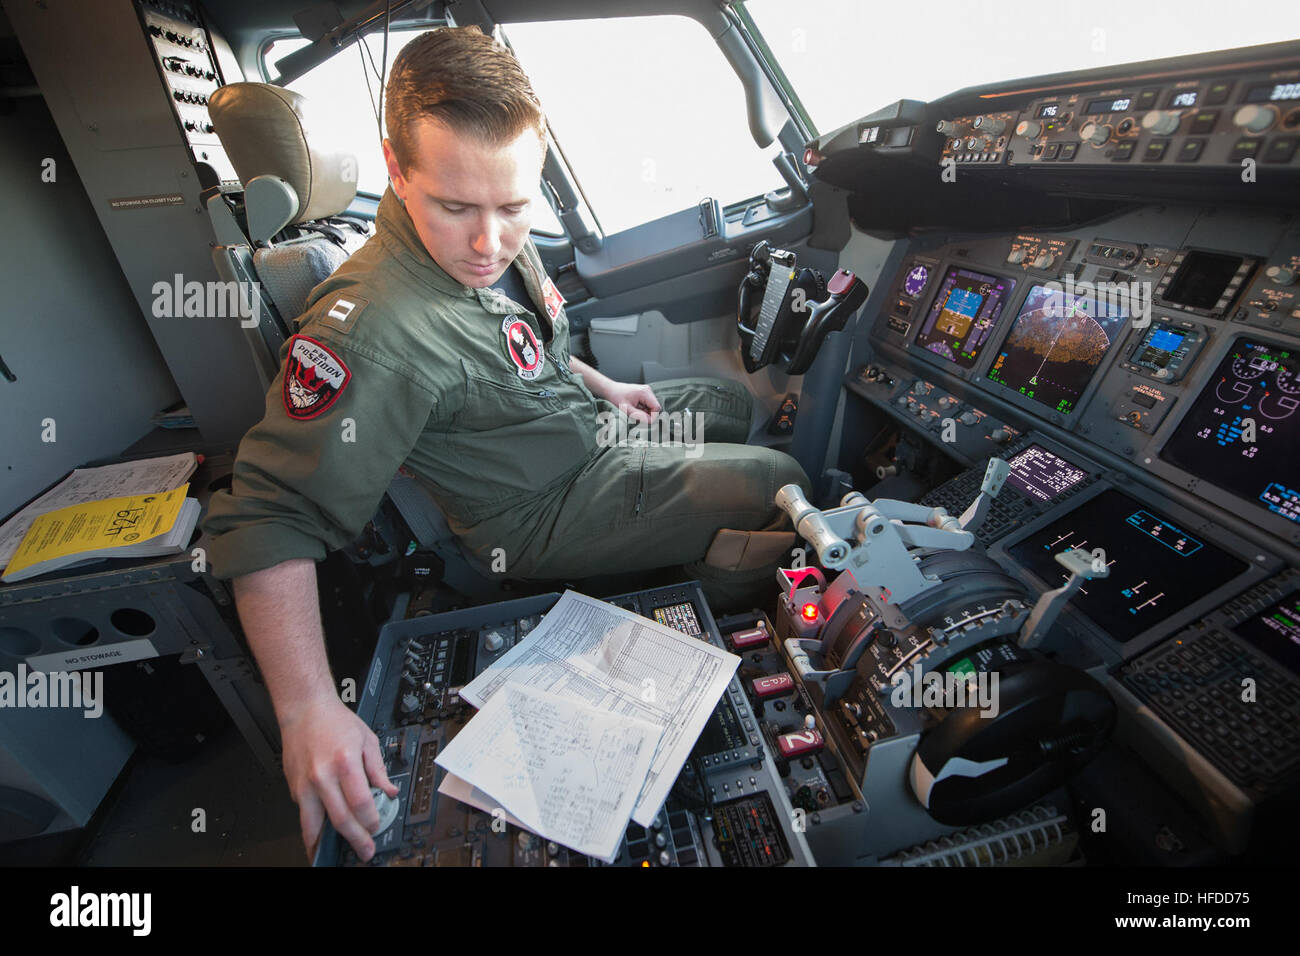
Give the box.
[202,25,809,861]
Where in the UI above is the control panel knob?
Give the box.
[936,120,958,136]
[484,631,505,653]
[1233,104,1277,134]
[1141,110,1181,136]
[400,693,421,714]
[1032,251,1056,269]
[991,427,1011,443]
[658,850,672,867]
[1015,119,1043,139]
[1006,248,1027,264]
[655,832,667,848]
[1079,121,1112,146]
[972,116,1005,135]
[1266,265,1297,286]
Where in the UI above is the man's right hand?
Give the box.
[279,694,398,863]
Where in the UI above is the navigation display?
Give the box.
[911,267,1014,369]
[1160,339,1300,525]
[987,283,1129,414]
[1006,489,1248,643]
[1005,444,1089,502]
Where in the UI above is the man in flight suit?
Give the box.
[202,26,809,862]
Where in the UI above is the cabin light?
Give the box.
[801,603,819,623]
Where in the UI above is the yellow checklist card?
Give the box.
[2,484,189,579]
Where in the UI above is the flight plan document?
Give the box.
[435,684,659,863]
[459,589,739,827]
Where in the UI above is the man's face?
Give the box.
[383,119,544,288]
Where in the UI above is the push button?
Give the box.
[1177,139,1205,162]
[1230,137,1262,161]
[1263,136,1299,164]
[1143,139,1170,161]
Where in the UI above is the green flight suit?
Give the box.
[203,186,809,606]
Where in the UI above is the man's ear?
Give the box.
[381,138,408,201]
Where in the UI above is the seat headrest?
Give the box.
[209,82,359,241]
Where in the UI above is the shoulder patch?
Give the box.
[318,293,370,334]
[541,276,565,321]
[283,335,351,419]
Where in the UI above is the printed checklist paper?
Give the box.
[435,684,659,863]
[458,589,739,829]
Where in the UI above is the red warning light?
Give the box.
[801,603,819,623]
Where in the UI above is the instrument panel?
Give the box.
[937,56,1300,172]
[862,214,1300,552]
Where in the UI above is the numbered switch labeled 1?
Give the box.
[776,728,824,759]
[730,627,769,650]
[752,673,794,699]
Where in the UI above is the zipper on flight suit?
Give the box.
[634,448,649,516]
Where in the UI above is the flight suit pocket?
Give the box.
[443,360,597,505]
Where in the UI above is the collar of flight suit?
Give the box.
[376,185,557,338]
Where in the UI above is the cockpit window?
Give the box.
[501,15,782,235]
[261,30,565,236]
[739,0,1300,137]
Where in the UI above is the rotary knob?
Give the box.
[484,630,505,653]
[973,116,1005,135]
[991,427,1012,443]
[1266,265,1297,286]
[1141,110,1181,136]
[1006,248,1027,264]
[1233,104,1277,135]
[1079,121,1112,146]
[1015,119,1043,139]
[1032,251,1056,270]
[400,693,421,714]
[936,119,958,136]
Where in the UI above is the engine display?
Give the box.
[912,266,1014,368]
[987,284,1129,414]
[1160,339,1300,526]
[1006,488,1248,642]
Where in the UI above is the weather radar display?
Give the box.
[987,284,1129,414]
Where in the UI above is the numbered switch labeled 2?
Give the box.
[776,728,824,759]
[752,673,794,699]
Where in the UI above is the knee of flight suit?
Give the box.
[771,450,812,499]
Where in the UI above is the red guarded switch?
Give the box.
[776,728,824,759]
[730,627,769,650]
[752,673,795,699]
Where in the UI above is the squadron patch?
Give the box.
[541,276,565,321]
[283,335,351,419]
[502,315,545,380]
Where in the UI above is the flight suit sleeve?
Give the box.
[202,330,439,580]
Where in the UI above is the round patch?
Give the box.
[502,315,545,380]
